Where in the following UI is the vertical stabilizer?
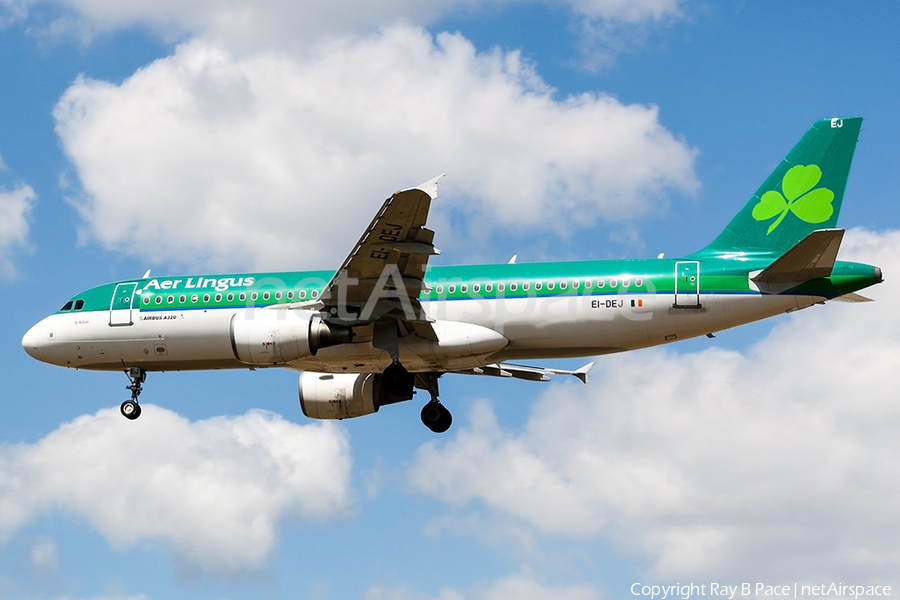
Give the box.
[695,117,862,256]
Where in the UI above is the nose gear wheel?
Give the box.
[120,366,146,421]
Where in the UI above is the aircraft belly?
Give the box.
[424,293,814,361]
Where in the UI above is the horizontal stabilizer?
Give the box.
[459,361,593,384]
[831,292,874,303]
[752,228,844,286]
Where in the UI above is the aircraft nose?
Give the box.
[22,322,46,361]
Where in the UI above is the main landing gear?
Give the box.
[420,401,452,433]
[120,366,146,420]
[415,370,452,434]
[379,361,453,433]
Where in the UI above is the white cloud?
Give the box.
[0,406,352,572]
[409,228,900,584]
[0,183,37,277]
[54,28,697,272]
[29,537,59,577]
[366,571,601,600]
[10,0,685,52]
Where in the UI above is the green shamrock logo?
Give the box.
[752,165,835,234]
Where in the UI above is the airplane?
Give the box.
[22,117,882,432]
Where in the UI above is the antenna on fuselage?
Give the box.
[508,255,517,264]
[142,269,151,278]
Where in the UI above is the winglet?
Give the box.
[574,361,594,384]
[411,174,446,200]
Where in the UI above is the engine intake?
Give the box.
[231,310,352,365]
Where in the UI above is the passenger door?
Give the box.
[674,261,701,308]
[110,282,138,326]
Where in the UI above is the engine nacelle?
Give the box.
[299,372,383,420]
[230,309,352,365]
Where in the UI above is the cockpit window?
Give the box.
[60,301,74,311]
[73,299,85,310]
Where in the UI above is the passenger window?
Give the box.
[572,281,579,289]
[287,291,294,300]
[311,290,318,298]
[436,285,443,294]
[610,279,618,288]
[299,290,306,299]
[522,282,529,291]
[510,283,517,291]
[191,294,198,303]
[215,293,222,302]
[486,284,493,292]
[535,282,542,290]
[623,278,630,288]
[227,293,234,301]
[498,283,505,292]
[461,284,468,293]
[143,296,150,305]
[636,278,643,287]
[473,284,480,293]
[547,282,554,290]
[179,294,186,303]
[263,292,270,301]
[585,280,592,289]
[275,292,282,300]
[560,282,567,290]
[61,301,73,311]
[597,279,605,288]
[168,295,175,304]
[449,285,456,293]
[239,293,246,301]
[203,294,210,302]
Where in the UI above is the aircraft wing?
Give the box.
[456,362,594,384]
[319,175,445,341]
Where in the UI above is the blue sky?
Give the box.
[2,1,900,599]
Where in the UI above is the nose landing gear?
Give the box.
[120,366,146,420]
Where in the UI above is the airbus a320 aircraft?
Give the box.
[23,118,882,432]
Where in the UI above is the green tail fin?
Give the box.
[695,117,862,256]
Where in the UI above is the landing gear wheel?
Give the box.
[382,361,414,399]
[421,401,452,433]
[120,400,142,420]
[121,366,146,420]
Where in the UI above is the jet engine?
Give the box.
[231,309,352,365]
[299,372,412,420]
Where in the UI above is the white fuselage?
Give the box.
[22,291,817,374]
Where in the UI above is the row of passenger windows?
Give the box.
[139,277,646,306]
[430,277,644,296]
[142,289,320,306]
